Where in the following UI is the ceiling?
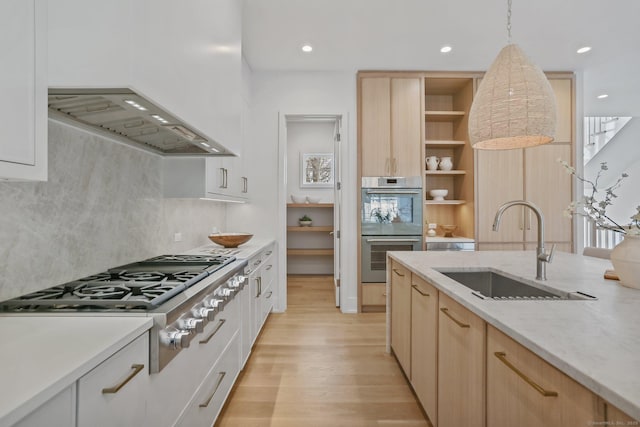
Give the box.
[242,0,640,117]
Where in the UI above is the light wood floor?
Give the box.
[215,275,432,427]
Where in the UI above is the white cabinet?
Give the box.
[246,245,276,345]
[0,0,47,181]
[48,0,242,154]
[77,333,150,427]
[175,332,241,427]
[14,385,76,427]
[163,156,248,202]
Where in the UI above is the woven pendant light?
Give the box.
[468,2,557,150]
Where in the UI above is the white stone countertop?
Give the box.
[0,316,153,426]
[187,238,276,260]
[387,250,640,420]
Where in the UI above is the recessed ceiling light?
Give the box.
[440,45,452,53]
[576,46,592,54]
[301,44,313,53]
[597,94,609,99]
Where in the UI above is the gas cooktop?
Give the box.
[0,254,236,311]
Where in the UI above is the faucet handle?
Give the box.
[539,244,556,263]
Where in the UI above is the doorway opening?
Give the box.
[278,113,343,310]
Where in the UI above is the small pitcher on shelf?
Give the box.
[426,156,439,171]
[439,156,453,171]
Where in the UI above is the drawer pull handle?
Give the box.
[494,352,558,397]
[102,364,144,394]
[266,291,273,299]
[440,307,470,328]
[199,319,226,344]
[392,268,405,277]
[412,284,430,297]
[266,265,273,271]
[199,372,227,408]
[382,292,387,297]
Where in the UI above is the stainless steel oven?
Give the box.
[361,236,422,282]
[361,177,423,282]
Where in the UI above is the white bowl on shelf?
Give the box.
[291,195,306,204]
[429,189,448,201]
[306,196,321,204]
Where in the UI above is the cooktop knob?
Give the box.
[204,296,223,309]
[177,317,204,333]
[159,328,190,350]
[191,306,216,321]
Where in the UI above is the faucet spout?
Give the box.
[492,200,554,280]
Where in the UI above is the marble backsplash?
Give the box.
[0,119,226,301]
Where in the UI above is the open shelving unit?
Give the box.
[286,203,334,274]
[423,75,477,239]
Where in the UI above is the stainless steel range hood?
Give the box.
[48,88,227,156]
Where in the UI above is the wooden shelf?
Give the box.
[425,200,466,205]
[424,111,465,122]
[287,203,334,208]
[425,170,466,175]
[287,249,334,256]
[425,140,466,148]
[287,226,333,232]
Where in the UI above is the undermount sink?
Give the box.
[439,271,596,301]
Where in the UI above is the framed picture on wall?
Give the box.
[300,152,334,188]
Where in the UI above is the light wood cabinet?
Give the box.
[359,74,422,177]
[390,261,412,377]
[487,325,602,427]
[0,0,47,181]
[410,275,438,424]
[362,283,386,310]
[438,293,485,427]
[476,75,574,251]
[606,402,638,424]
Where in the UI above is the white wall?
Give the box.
[227,70,358,312]
[0,120,226,301]
[287,121,335,203]
[584,118,640,226]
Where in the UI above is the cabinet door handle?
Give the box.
[412,284,430,297]
[494,352,558,397]
[385,158,390,176]
[199,372,227,407]
[224,168,228,188]
[242,176,248,193]
[101,364,145,394]
[440,307,470,328]
[199,319,226,344]
[392,268,405,277]
[219,168,226,189]
[265,291,273,299]
[256,277,262,298]
[526,210,532,231]
[392,158,397,175]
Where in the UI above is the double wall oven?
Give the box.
[361,177,423,283]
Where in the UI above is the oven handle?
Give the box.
[365,238,421,243]
[365,190,421,195]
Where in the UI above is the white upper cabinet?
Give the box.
[48,0,242,155]
[0,0,47,181]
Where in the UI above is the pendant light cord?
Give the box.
[507,0,512,44]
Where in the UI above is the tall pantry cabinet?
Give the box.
[359,74,423,178]
[476,74,575,252]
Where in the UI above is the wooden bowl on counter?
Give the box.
[440,225,457,237]
[208,232,253,248]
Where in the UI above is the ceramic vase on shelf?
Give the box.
[426,156,439,171]
[439,156,453,171]
[610,234,640,289]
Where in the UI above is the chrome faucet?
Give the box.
[492,200,555,280]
